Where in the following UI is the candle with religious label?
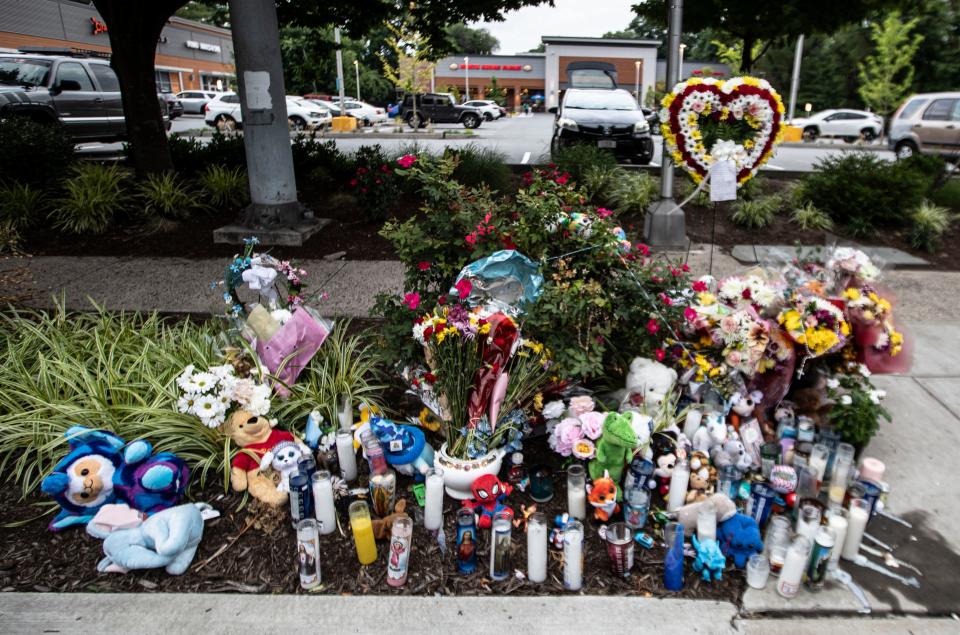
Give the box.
[456,508,478,574]
[423,467,444,531]
[335,430,357,481]
[527,512,548,583]
[349,501,377,565]
[361,430,388,476]
[563,519,584,591]
[841,498,870,560]
[296,519,321,590]
[369,469,396,518]
[806,526,836,590]
[490,511,513,581]
[312,470,337,535]
[667,458,690,512]
[567,464,587,520]
[386,516,413,587]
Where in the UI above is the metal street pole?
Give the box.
[464,56,469,102]
[679,43,686,77]
[644,0,686,248]
[335,27,346,111]
[634,60,640,104]
[787,34,804,121]
[220,0,303,237]
[354,59,360,101]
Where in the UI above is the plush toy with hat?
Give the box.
[223,409,296,506]
[369,416,435,478]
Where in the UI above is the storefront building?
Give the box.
[434,36,660,112]
[0,0,235,93]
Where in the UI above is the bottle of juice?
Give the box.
[349,501,378,565]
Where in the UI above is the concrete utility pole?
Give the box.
[644,0,687,248]
[216,0,318,244]
[335,28,346,110]
[787,35,804,121]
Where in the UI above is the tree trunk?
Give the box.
[93,1,188,176]
[740,35,755,74]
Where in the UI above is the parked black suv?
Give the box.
[400,93,483,129]
[549,88,654,164]
[0,49,170,142]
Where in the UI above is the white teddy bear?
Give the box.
[620,357,678,416]
[692,411,727,454]
[259,440,310,493]
[626,411,654,460]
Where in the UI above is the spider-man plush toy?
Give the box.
[462,474,513,529]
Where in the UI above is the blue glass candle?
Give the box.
[664,522,685,591]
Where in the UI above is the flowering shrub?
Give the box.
[349,145,400,221]
[374,155,693,379]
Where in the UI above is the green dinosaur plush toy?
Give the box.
[588,412,638,483]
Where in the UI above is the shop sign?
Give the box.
[185,40,221,54]
[90,17,107,35]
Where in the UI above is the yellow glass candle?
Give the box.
[349,501,378,565]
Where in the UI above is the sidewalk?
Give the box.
[3,246,957,322]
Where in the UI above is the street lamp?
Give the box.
[634,60,641,104]
[679,43,686,78]
[353,59,360,101]
[464,56,469,102]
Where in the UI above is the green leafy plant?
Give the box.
[138,171,205,219]
[446,144,512,193]
[790,201,834,231]
[291,134,353,186]
[827,372,891,446]
[274,321,387,434]
[608,170,658,216]
[0,222,21,256]
[581,164,620,205]
[199,165,249,209]
[909,199,953,252]
[50,163,129,234]
[0,302,226,496]
[0,180,46,229]
[798,153,929,236]
[203,131,248,169]
[350,144,401,221]
[549,142,618,185]
[731,196,779,229]
[166,134,208,176]
[0,117,76,188]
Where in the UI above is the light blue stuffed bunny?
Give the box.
[93,503,208,575]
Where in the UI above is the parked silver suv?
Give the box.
[888,92,960,160]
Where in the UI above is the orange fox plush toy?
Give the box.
[587,470,620,521]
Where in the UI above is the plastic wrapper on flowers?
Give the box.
[843,285,912,374]
[450,249,543,316]
[255,305,331,397]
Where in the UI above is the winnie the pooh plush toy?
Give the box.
[588,412,638,483]
[223,409,295,506]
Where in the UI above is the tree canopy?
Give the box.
[631,0,894,72]
[446,23,500,54]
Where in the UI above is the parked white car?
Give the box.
[790,109,884,142]
[175,90,221,114]
[310,99,386,125]
[204,93,332,131]
[464,99,503,121]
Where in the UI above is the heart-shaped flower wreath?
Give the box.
[659,76,785,186]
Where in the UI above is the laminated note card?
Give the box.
[710,160,737,202]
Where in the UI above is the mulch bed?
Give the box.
[0,439,743,600]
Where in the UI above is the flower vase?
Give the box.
[435,443,507,499]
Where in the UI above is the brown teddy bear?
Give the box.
[686,450,716,504]
[223,409,295,507]
[371,499,409,540]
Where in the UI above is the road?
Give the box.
[77,113,896,171]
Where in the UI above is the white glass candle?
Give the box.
[826,507,849,568]
[829,454,853,505]
[336,430,358,481]
[809,444,829,484]
[683,408,703,440]
[842,499,870,560]
[795,504,821,546]
[776,536,811,599]
[563,520,584,591]
[312,470,337,535]
[423,467,445,531]
[667,459,690,512]
[527,513,548,583]
[567,465,587,520]
[697,501,717,542]
[746,553,770,589]
[337,397,353,430]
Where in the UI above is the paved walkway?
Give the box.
[2,246,956,322]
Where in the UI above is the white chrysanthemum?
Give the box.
[209,364,236,380]
[720,277,749,302]
[177,395,196,414]
[542,400,566,420]
[191,372,218,393]
[192,395,220,418]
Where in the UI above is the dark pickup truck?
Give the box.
[399,93,483,129]
[0,50,170,142]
